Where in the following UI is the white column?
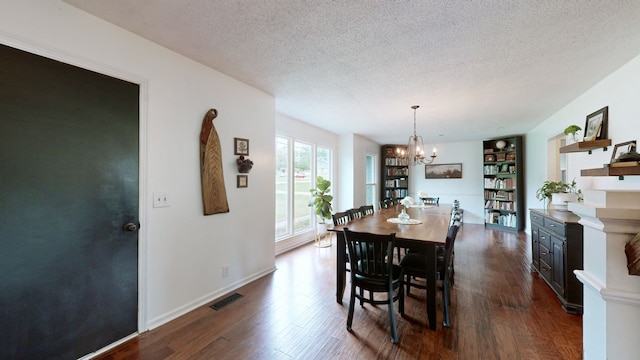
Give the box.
[569,190,640,360]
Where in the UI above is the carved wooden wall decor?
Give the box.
[200,108,229,215]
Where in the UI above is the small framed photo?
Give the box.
[425,163,463,179]
[610,140,637,164]
[237,175,248,188]
[584,106,608,141]
[234,137,249,155]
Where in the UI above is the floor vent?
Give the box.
[210,293,243,310]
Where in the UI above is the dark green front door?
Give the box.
[0,44,139,359]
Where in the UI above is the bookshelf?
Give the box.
[483,136,524,231]
[381,144,409,200]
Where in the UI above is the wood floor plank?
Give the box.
[94,224,582,359]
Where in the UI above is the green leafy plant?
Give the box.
[535,179,582,202]
[564,125,581,135]
[309,176,333,223]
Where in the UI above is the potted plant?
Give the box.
[535,179,582,211]
[564,125,582,144]
[309,176,333,234]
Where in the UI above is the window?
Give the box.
[365,154,376,206]
[275,136,332,241]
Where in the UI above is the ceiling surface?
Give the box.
[64,0,640,145]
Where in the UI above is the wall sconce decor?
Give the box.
[236,155,253,173]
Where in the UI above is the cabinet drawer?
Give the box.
[538,229,551,249]
[544,218,566,237]
[539,244,551,266]
[531,213,544,226]
[539,259,552,282]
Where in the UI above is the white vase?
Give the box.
[551,193,579,211]
[317,222,329,235]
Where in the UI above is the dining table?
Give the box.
[330,203,453,330]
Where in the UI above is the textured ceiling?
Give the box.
[64,0,640,145]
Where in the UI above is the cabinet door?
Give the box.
[531,225,540,271]
[551,236,566,297]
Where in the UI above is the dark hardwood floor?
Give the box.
[95,224,582,359]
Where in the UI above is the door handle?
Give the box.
[123,223,139,232]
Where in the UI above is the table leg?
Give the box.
[425,244,437,330]
[336,232,346,304]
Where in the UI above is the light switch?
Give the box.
[153,192,170,208]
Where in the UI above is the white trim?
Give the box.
[146,266,277,329]
[575,270,640,306]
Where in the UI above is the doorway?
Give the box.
[0,44,140,359]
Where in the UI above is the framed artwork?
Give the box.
[237,175,248,188]
[425,163,463,179]
[610,140,637,164]
[234,137,249,155]
[584,106,608,141]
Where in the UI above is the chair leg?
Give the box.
[442,281,451,327]
[399,284,405,317]
[347,286,356,330]
[405,274,412,296]
[388,286,398,343]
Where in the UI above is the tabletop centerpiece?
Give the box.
[398,196,414,222]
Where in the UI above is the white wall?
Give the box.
[1,1,276,331]
[410,140,486,224]
[525,53,640,232]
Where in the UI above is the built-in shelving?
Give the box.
[381,144,409,200]
[483,136,524,231]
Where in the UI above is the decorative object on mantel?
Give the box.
[200,108,229,215]
[236,155,254,173]
[237,174,248,188]
[624,232,640,276]
[401,105,437,166]
[535,179,582,210]
[234,137,249,155]
[564,124,582,144]
[583,106,608,141]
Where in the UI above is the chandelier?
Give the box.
[404,105,436,166]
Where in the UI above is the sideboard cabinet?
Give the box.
[530,209,584,314]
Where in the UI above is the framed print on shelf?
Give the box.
[584,106,608,141]
[610,140,637,164]
[234,137,249,155]
[237,174,248,188]
[425,163,463,179]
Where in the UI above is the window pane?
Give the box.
[317,147,331,181]
[294,142,312,232]
[365,154,376,205]
[275,137,289,236]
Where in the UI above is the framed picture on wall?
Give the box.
[234,137,249,155]
[237,175,248,188]
[425,163,463,179]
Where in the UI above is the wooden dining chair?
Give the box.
[421,197,439,206]
[360,205,375,215]
[399,221,461,327]
[333,211,352,273]
[378,200,387,210]
[347,207,364,220]
[343,228,404,343]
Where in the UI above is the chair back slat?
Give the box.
[360,205,375,216]
[332,211,350,226]
[343,228,395,281]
